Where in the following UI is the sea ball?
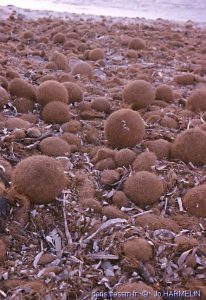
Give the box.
[37,80,68,106]
[8,78,36,101]
[42,101,70,124]
[39,137,71,156]
[62,82,83,103]
[53,33,66,44]
[183,184,206,217]
[5,117,30,130]
[132,151,157,172]
[0,86,9,109]
[13,97,34,113]
[12,155,66,204]
[144,139,171,159]
[50,51,69,72]
[71,62,93,79]
[174,73,195,85]
[104,108,145,148]
[114,148,136,167]
[123,171,164,207]
[122,238,153,262]
[89,48,104,61]
[171,128,206,165]
[123,80,155,109]
[187,89,206,112]
[91,97,110,113]
[128,38,146,50]
[155,84,174,102]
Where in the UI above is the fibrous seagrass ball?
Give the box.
[114,148,136,167]
[8,78,36,101]
[112,191,129,208]
[50,51,69,72]
[81,198,102,213]
[155,84,174,102]
[187,89,206,112]
[0,76,8,90]
[123,80,155,109]
[104,109,145,149]
[61,120,82,133]
[11,155,66,204]
[128,38,146,50]
[183,184,206,217]
[89,48,104,61]
[71,62,93,79]
[122,238,153,262]
[39,137,71,157]
[62,82,83,103]
[144,139,171,159]
[91,97,110,113]
[0,158,13,180]
[0,86,9,109]
[13,97,34,113]
[132,151,157,172]
[5,117,30,130]
[171,128,206,165]
[102,205,126,219]
[100,170,120,185]
[53,33,66,43]
[37,80,68,106]
[174,73,195,85]
[42,101,70,124]
[115,282,159,300]
[61,132,81,151]
[123,171,164,207]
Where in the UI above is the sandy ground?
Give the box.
[0,4,206,300]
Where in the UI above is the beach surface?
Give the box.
[0,2,206,300]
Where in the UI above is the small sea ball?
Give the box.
[81,198,102,213]
[100,170,120,185]
[13,97,34,113]
[71,62,93,79]
[123,80,155,109]
[62,82,83,103]
[123,171,164,207]
[89,48,104,61]
[104,108,145,149]
[0,76,8,90]
[39,137,71,156]
[174,73,196,85]
[128,38,146,50]
[144,139,171,159]
[122,238,153,262]
[155,84,174,102]
[53,33,66,43]
[8,78,36,101]
[132,151,157,172]
[42,101,70,124]
[0,86,9,109]
[114,148,136,167]
[37,80,68,106]
[187,89,206,112]
[91,97,110,113]
[171,128,206,165]
[112,191,129,208]
[183,184,206,217]
[102,205,125,219]
[50,51,69,72]
[12,155,66,204]
[61,133,81,150]
[0,158,13,180]
[61,120,82,133]
[5,117,30,130]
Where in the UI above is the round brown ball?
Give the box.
[71,62,93,79]
[122,238,153,262]
[144,139,171,159]
[187,89,206,112]
[123,80,155,109]
[81,198,102,213]
[112,191,129,208]
[174,73,195,85]
[8,78,36,101]
[50,51,69,72]
[0,76,8,90]
[104,109,145,149]
[39,137,71,157]
[61,120,82,133]
[171,128,206,165]
[53,33,66,43]
[62,82,83,103]
[132,151,157,172]
[100,170,120,185]
[37,80,68,106]
[91,97,110,113]
[5,117,30,130]
[183,184,206,217]
[13,97,34,113]
[0,158,13,180]
[114,148,136,167]
[102,205,125,219]
[0,86,9,109]
[60,133,81,150]
[155,84,174,102]
[123,171,164,207]
[128,38,146,50]
[42,101,70,124]
[89,48,104,61]
[12,155,66,204]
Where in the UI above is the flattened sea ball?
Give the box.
[91,97,110,113]
[39,137,71,157]
[183,184,206,217]
[61,120,82,133]
[123,80,155,110]
[122,238,153,262]
[128,38,146,50]
[13,97,34,113]
[174,73,195,85]
[123,171,164,207]
[53,33,66,43]
[42,101,70,124]
[89,48,104,61]
[8,78,36,101]
[12,155,66,204]
[5,117,30,130]
[71,62,93,79]
[155,84,174,102]
[50,51,69,72]
[187,89,206,112]
[0,86,9,109]
[132,151,157,172]
[62,82,83,103]
[144,139,171,159]
[104,109,145,149]
[114,148,136,167]
[37,81,68,106]
[171,128,206,165]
